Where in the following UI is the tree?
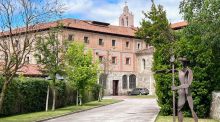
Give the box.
[0,0,63,111]
[136,0,176,116]
[65,42,99,106]
[178,0,220,117]
[98,50,113,101]
[34,25,65,111]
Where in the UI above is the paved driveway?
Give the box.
[44,97,160,122]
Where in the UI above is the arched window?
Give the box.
[121,18,124,26]
[142,59,146,70]
[122,75,127,89]
[126,17,128,26]
[129,74,136,89]
[99,73,107,89]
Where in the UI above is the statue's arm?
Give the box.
[172,84,189,91]
[155,69,178,74]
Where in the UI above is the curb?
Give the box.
[152,110,160,122]
[36,100,123,122]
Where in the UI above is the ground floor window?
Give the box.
[122,75,128,89]
[129,74,136,89]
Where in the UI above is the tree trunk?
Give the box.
[76,90,79,106]
[0,81,8,111]
[52,85,56,111]
[79,97,82,106]
[45,85,50,112]
[98,88,102,102]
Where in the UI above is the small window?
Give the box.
[112,40,116,47]
[126,58,130,65]
[68,34,73,41]
[14,40,19,48]
[142,59,146,70]
[112,57,116,64]
[126,41,129,48]
[25,56,30,64]
[99,39,104,46]
[84,37,89,44]
[138,43,140,49]
[99,56,103,62]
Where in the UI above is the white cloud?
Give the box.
[62,0,183,27]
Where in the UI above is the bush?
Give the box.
[0,77,48,116]
[0,77,99,117]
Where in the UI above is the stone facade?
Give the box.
[210,92,220,120]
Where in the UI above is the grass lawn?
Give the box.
[128,95,157,99]
[0,99,121,122]
[156,116,220,122]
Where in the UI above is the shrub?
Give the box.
[0,77,99,117]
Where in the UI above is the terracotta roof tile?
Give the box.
[1,18,138,37]
[17,64,44,76]
[170,21,188,30]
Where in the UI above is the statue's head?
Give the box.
[178,57,189,68]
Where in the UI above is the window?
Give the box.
[68,34,73,41]
[126,17,128,26]
[126,41,129,48]
[14,40,19,48]
[99,39,104,46]
[129,74,136,89]
[121,18,124,26]
[84,36,89,44]
[142,59,146,70]
[99,56,103,62]
[126,58,130,65]
[112,40,116,47]
[122,75,128,89]
[25,56,30,64]
[112,57,116,64]
[137,43,141,49]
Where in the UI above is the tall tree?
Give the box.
[136,0,176,116]
[0,0,63,111]
[65,42,99,105]
[179,0,220,117]
[35,25,65,111]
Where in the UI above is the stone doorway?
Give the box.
[113,80,119,96]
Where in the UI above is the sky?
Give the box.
[61,0,183,27]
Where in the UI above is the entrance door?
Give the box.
[113,80,119,96]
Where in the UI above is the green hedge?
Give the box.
[0,77,99,117]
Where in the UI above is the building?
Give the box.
[0,4,186,96]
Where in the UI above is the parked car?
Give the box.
[128,88,149,95]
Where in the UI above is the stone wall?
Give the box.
[210,92,220,120]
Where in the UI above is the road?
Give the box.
[44,97,160,122]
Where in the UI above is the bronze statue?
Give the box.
[172,57,198,122]
[156,57,198,122]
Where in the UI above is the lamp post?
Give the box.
[170,55,176,122]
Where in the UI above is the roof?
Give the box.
[0,18,138,38]
[17,64,44,76]
[170,21,188,30]
[1,18,187,38]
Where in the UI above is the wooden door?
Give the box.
[113,80,119,96]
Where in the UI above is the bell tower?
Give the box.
[119,2,134,27]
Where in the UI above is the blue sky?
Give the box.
[61,0,183,27]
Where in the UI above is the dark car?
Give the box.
[128,88,149,95]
